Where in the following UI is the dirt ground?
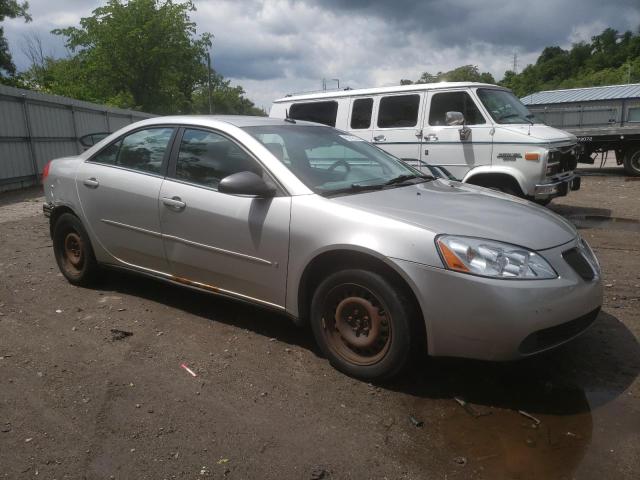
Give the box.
[1,166,639,479]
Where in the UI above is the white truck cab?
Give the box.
[270,82,581,203]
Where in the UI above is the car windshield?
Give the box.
[477,89,540,124]
[242,125,430,195]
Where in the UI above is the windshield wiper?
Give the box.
[384,173,434,186]
[498,112,533,125]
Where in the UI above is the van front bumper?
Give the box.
[535,173,580,199]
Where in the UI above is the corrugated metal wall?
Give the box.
[527,99,640,129]
[0,84,154,192]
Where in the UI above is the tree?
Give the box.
[498,27,640,97]
[51,0,212,113]
[0,0,31,77]
[402,65,495,85]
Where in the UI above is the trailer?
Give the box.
[521,84,640,176]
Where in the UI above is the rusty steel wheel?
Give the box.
[311,269,419,380]
[62,231,85,276]
[320,283,393,367]
[53,213,99,286]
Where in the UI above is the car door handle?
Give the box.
[373,135,386,142]
[425,134,439,142]
[161,196,186,210]
[83,178,99,188]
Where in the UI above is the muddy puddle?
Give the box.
[566,215,640,232]
[389,311,640,479]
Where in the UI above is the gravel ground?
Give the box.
[0,172,638,479]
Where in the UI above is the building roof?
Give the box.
[521,83,640,105]
[273,82,500,103]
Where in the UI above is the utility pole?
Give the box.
[207,51,213,114]
[331,78,340,89]
[512,52,518,74]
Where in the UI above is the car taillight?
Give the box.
[42,160,52,183]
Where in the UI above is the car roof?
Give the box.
[137,115,320,128]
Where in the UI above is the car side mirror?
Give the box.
[218,171,277,197]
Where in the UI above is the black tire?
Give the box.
[52,213,100,286]
[623,147,640,177]
[309,269,420,380]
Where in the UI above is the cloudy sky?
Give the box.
[4,0,640,109]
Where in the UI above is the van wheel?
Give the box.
[310,269,417,380]
[53,213,100,286]
[623,147,640,177]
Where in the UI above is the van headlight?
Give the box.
[436,235,557,279]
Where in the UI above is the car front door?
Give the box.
[420,90,493,180]
[76,126,176,272]
[159,127,291,308]
[371,93,423,167]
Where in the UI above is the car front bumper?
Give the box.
[390,237,602,361]
[535,173,581,199]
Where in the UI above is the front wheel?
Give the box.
[52,213,100,286]
[623,147,640,177]
[310,269,420,380]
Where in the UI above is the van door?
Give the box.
[371,93,423,166]
[420,89,493,180]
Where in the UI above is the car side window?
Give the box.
[351,98,373,129]
[377,94,420,128]
[175,128,263,189]
[428,91,486,126]
[88,127,174,174]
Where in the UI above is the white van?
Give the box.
[270,82,581,203]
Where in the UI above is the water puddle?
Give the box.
[566,215,640,232]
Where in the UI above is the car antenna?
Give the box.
[284,108,296,123]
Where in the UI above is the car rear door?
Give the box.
[159,127,291,308]
[76,126,176,272]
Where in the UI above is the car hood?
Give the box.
[332,180,577,251]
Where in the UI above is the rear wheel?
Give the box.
[310,269,419,380]
[53,213,100,286]
[623,146,640,177]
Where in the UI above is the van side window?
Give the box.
[289,101,338,127]
[428,91,486,126]
[377,95,420,128]
[351,98,373,129]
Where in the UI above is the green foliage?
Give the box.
[0,0,31,77]
[401,65,495,85]
[45,0,210,113]
[191,72,265,115]
[500,27,640,97]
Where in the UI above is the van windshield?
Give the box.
[477,89,540,124]
[242,125,430,196]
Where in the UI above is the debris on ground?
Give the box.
[454,397,492,418]
[453,456,467,466]
[216,458,229,465]
[180,363,197,377]
[110,329,133,341]
[518,409,541,426]
[408,414,424,427]
[310,466,331,479]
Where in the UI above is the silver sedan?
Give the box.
[43,116,603,379]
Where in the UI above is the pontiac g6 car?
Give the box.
[42,116,602,379]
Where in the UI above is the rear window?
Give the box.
[289,101,338,127]
[377,94,420,128]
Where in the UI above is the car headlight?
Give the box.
[436,235,557,279]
